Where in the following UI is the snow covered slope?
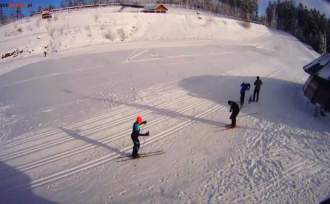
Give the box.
[0,6,268,63]
[0,6,329,204]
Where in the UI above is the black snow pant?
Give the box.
[230,114,237,127]
[253,88,260,102]
[132,138,140,157]
[240,92,245,106]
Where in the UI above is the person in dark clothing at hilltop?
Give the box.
[131,115,149,158]
[228,100,240,128]
[240,82,250,107]
[253,76,263,102]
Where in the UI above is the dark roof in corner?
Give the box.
[303,53,330,81]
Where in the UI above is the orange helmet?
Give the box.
[136,115,142,124]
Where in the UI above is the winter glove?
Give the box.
[141,120,147,125]
[146,131,150,136]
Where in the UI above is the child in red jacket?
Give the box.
[131,115,149,158]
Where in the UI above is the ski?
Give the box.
[219,125,240,131]
[116,151,165,162]
[238,112,258,118]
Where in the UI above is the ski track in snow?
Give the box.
[0,84,226,192]
[0,46,329,203]
[0,91,188,160]
[195,117,330,203]
[2,97,204,170]
[1,82,328,204]
[1,75,329,204]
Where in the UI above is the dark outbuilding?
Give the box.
[303,53,330,112]
[41,9,52,19]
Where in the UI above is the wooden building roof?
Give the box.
[143,4,168,12]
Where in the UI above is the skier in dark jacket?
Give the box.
[240,82,250,107]
[253,76,263,102]
[131,115,149,158]
[228,100,240,128]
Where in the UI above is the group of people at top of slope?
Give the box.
[228,76,263,128]
[129,76,263,159]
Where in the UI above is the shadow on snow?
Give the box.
[58,127,128,157]
[0,161,57,204]
[178,75,329,132]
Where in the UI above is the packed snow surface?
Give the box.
[0,6,329,204]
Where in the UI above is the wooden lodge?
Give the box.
[303,53,330,112]
[143,4,168,13]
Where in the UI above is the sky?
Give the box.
[1,0,330,17]
[259,0,270,15]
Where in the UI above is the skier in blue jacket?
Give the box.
[131,115,149,158]
[240,82,250,107]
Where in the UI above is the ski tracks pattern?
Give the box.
[0,82,228,193]
[194,115,330,203]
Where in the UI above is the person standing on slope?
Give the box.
[240,82,250,107]
[131,115,149,158]
[253,76,263,102]
[228,100,240,128]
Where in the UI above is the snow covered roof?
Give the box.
[303,53,330,81]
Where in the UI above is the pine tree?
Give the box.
[0,6,4,25]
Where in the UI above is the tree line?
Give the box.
[266,1,328,54]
